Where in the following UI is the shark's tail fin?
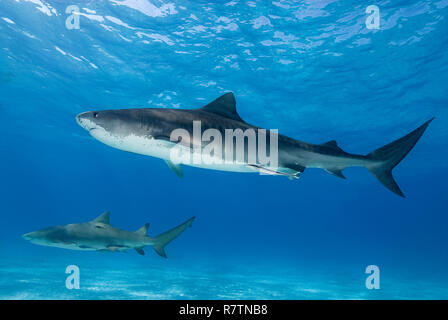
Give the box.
[152,217,195,258]
[365,118,433,197]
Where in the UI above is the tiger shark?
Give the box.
[22,212,195,257]
[76,92,432,197]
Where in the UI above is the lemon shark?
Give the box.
[23,212,195,257]
[76,92,432,197]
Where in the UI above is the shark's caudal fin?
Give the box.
[152,217,195,258]
[366,118,433,197]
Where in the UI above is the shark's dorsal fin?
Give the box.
[322,140,338,148]
[136,223,149,235]
[93,211,110,224]
[321,140,345,152]
[199,92,244,122]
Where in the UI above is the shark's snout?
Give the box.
[22,232,35,241]
[22,228,64,245]
[76,111,98,131]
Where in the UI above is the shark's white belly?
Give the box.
[90,129,254,173]
[55,243,96,251]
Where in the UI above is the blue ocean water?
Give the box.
[0,0,447,299]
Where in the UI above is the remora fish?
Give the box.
[76,92,433,197]
[23,212,195,257]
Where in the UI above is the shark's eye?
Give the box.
[93,112,99,118]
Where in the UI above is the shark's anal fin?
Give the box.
[153,246,167,258]
[135,247,145,255]
[325,168,346,179]
[165,160,184,178]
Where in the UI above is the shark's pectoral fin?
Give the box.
[135,247,145,255]
[325,168,346,179]
[165,160,184,178]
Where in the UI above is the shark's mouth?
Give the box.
[86,123,109,138]
[87,127,127,152]
[77,116,98,133]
